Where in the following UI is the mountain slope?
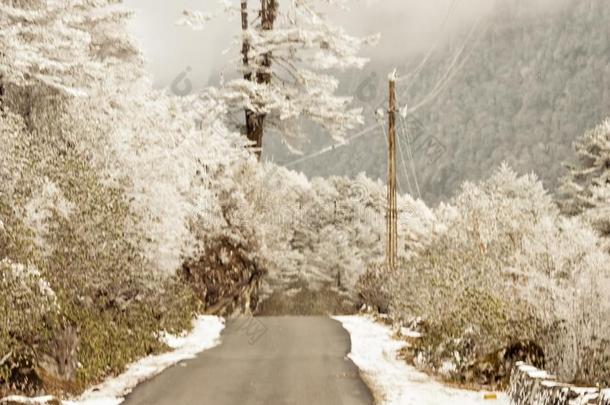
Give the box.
[269,0,610,204]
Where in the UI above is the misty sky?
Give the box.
[123,0,502,90]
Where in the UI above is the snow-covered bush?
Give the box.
[355,263,392,313]
[91,89,252,275]
[0,259,58,390]
[0,6,222,386]
[0,99,202,393]
[365,164,610,386]
[181,154,268,315]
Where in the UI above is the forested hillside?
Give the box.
[273,0,610,204]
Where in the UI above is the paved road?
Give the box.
[123,316,374,405]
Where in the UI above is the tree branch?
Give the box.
[0,351,12,366]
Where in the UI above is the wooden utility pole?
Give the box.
[387,72,398,271]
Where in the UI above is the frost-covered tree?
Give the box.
[0,0,141,113]
[360,164,610,385]
[181,0,376,155]
[560,118,610,237]
[101,90,254,274]
[1,0,90,100]
[0,1,210,391]
[225,164,436,298]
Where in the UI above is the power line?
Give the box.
[283,123,382,168]
[409,16,483,114]
[382,118,413,194]
[400,116,422,199]
[395,120,418,198]
[400,0,460,89]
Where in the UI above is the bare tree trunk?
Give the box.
[0,75,5,114]
[244,0,276,159]
[257,0,276,86]
[242,1,257,147]
[241,0,251,83]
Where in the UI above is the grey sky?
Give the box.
[124,0,232,89]
[124,0,566,91]
[123,0,501,90]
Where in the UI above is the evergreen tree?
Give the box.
[181,0,377,155]
[560,118,610,237]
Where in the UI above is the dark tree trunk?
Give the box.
[257,0,276,86]
[241,0,276,159]
[241,0,258,152]
[241,1,251,83]
[0,76,5,114]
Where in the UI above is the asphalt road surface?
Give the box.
[123,316,375,405]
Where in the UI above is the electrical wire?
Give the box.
[399,0,460,89]
[395,118,418,198]
[409,17,484,114]
[283,123,382,168]
[381,118,413,194]
[400,116,422,199]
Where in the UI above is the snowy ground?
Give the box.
[334,315,510,405]
[1,316,225,405]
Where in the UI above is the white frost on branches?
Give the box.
[23,178,75,255]
[0,0,142,97]
[177,1,237,31]
[97,89,252,274]
[560,118,610,238]
[0,258,57,308]
[185,0,378,148]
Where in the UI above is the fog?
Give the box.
[124,0,568,91]
[124,0,233,89]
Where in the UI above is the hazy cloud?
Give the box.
[124,0,570,89]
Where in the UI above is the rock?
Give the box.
[508,362,605,405]
[601,390,610,405]
[464,340,545,388]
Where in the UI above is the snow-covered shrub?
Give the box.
[0,259,58,390]
[1,0,255,395]
[93,89,252,275]
[560,118,610,240]
[0,89,202,392]
[368,164,610,386]
[355,262,392,313]
[0,0,142,99]
[182,158,267,316]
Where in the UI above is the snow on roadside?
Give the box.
[0,397,60,404]
[67,316,224,405]
[333,315,509,405]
